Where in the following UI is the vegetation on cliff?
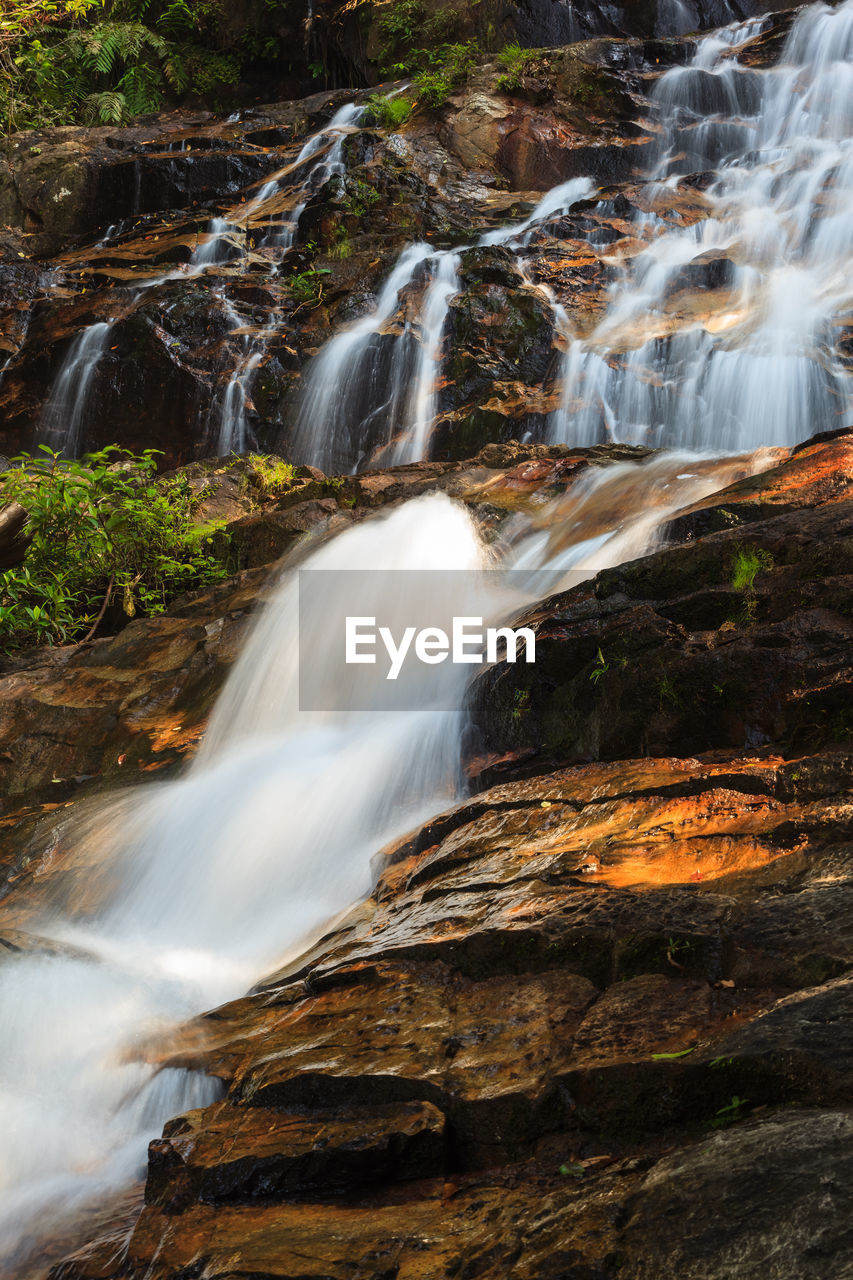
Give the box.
[1,0,243,130]
[0,0,517,131]
[0,447,227,648]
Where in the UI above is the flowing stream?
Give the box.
[0,450,756,1271]
[1,0,852,1269]
[549,4,853,449]
[294,0,852,468]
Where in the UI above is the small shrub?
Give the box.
[495,39,530,92]
[245,454,295,496]
[343,177,381,217]
[288,267,331,307]
[413,40,477,109]
[0,446,228,651]
[365,92,413,130]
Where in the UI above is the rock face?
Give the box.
[0,12,802,468]
[48,747,853,1278]
[469,429,853,779]
[0,430,847,1278]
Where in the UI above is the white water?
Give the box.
[549,2,853,451]
[256,101,364,256]
[217,350,263,455]
[0,450,750,1268]
[33,104,368,458]
[296,3,853,471]
[4,1,853,1264]
[292,242,436,471]
[0,493,483,1267]
[293,178,594,472]
[36,322,113,457]
[189,103,364,273]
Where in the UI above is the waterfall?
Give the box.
[0,493,484,1266]
[189,216,236,270]
[293,178,593,472]
[203,103,369,453]
[217,351,263,455]
[549,1,853,451]
[36,322,113,458]
[256,101,364,256]
[189,102,365,274]
[391,252,463,464]
[291,242,436,472]
[0,450,753,1268]
[35,103,366,459]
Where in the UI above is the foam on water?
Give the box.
[0,449,759,1268]
[549,1,853,451]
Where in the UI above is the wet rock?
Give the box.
[663,428,853,541]
[146,1099,446,1207]
[223,496,342,569]
[617,1110,853,1279]
[0,568,270,854]
[468,432,853,775]
[1,427,846,1277]
[50,741,853,1277]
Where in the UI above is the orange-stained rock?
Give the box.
[1,429,850,1279]
[48,742,853,1280]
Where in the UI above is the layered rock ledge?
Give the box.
[0,429,847,1278]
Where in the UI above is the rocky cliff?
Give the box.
[0,430,849,1278]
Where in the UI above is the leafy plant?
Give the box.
[378,0,464,73]
[730,545,773,593]
[288,267,331,307]
[495,39,530,92]
[365,92,413,130]
[0,446,227,651]
[414,40,477,109]
[590,646,609,683]
[709,1095,749,1129]
[2,0,238,131]
[511,687,530,722]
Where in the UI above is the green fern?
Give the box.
[82,88,127,122]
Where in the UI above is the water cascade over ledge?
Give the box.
[292,0,853,470]
[548,3,853,451]
[0,451,757,1269]
[0,0,852,1267]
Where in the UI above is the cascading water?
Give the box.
[0,492,484,1269]
[291,242,435,472]
[31,103,366,458]
[294,2,852,472]
[255,101,364,256]
[188,102,365,275]
[292,178,593,472]
[549,1,853,451]
[0,450,756,1271]
[36,322,114,458]
[3,1,853,1265]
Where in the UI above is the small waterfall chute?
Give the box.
[549,1,853,452]
[36,321,114,458]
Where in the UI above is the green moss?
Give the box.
[731,544,774,592]
[245,454,296,496]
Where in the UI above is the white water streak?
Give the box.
[550,2,853,451]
